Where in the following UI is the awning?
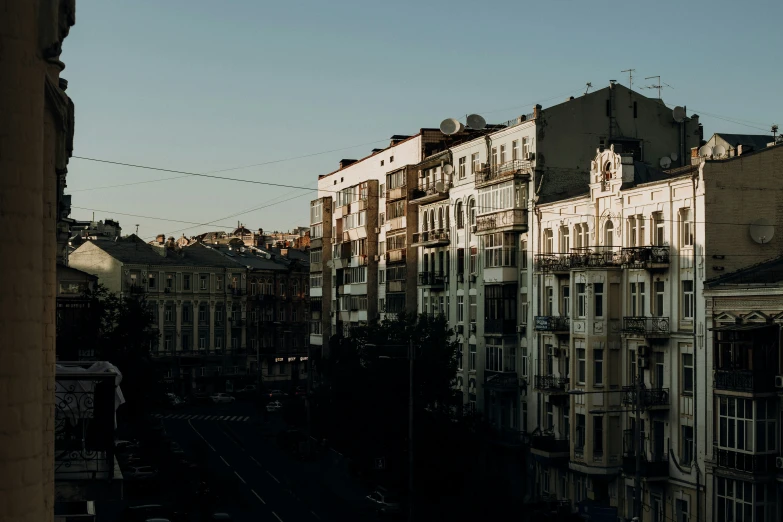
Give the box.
[709,323,776,332]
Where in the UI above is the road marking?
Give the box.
[220,456,230,467]
[208,415,217,420]
[310,510,320,519]
[251,456,262,467]
[251,489,265,504]
[241,416,250,421]
[330,448,344,457]
[187,420,215,452]
[272,512,283,522]
[234,471,246,483]
[267,471,280,483]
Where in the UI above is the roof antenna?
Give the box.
[772,124,779,142]
[135,224,139,235]
[584,82,592,95]
[621,68,635,91]
[644,75,674,100]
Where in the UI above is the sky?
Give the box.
[64,0,782,240]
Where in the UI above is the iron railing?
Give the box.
[621,385,670,408]
[622,317,670,336]
[55,367,117,479]
[534,254,574,273]
[418,272,446,287]
[412,230,450,245]
[475,209,528,233]
[411,181,452,200]
[531,435,570,454]
[535,316,571,332]
[713,369,776,393]
[568,247,622,268]
[621,246,670,267]
[534,375,569,392]
[713,447,778,474]
[474,159,533,187]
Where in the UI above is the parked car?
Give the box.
[239,385,257,394]
[125,465,159,480]
[115,439,140,451]
[268,389,286,399]
[119,504,170,522]
[210,393,235,404]
[266,400,283,413]
[366,487,401,515]
[190,392,211,404]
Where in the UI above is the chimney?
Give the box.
[339,159,357,169]
[156,234,165,244]
[533,104,542,119]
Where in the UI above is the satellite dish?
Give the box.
[443,164,454,176]
[466,114,487,130]
[670,152,678,161]
[698,145,713,157]
[434,181,445,192]
[672,106,686,123]
[749,218,775,244]
[439,118,463,135]
[659,157,672,169]
[713,144,727,158]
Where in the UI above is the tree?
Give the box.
[83,284,162,420]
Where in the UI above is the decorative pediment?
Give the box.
[714,312,739,325]
[741,311,769,324]
[770,311,783,324]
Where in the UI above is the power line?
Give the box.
[71,206,239,229]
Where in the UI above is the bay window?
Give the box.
[483,232,516,267]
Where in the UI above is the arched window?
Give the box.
[456,202,464,229]
[429,210,435,231]
[604,220,614,247]
[422,211,428,232]
[468,199,476,226]
[438,207,444,230]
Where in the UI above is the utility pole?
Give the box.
[633,347,645,519]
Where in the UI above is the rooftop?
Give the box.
[705,255,783,287]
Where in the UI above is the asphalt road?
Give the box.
[161,402,372,522]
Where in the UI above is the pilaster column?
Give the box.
[175,301,182,351]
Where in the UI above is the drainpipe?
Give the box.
[691,170,701,522]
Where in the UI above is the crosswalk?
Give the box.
[153,413,252,422]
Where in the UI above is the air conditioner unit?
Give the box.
[471,225,477,233]
[469,274,477,283]
[776,457,783,469]
[525,152,534,160]
[775,375,783,388]
[516,325,526,334]
[374,255,380,262]
[469,323,476,332]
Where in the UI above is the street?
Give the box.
[157,401,371,522]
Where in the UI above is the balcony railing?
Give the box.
[418,272,446,287]
[531,435,570,454]
[534,375,569,393]
[386,250,406,263]
[621,246,670,269]
[714,369,777,393]
[387,186,406,201]
[534,316,570,333]
[484,317,517,335]
[622,455,669,478]
[474,159,533,188]
[386,279,406,293]
[55,365,118,480]
[475,209,528,234]
[534,254,573,273]
[621,385,670,409]
[568,247,622,268]
[411,181,451,203]
[622,317,670,337]
[411,230,450,247]
[713,447,778,474]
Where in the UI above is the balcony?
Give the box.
[55,363,123,502]
[411,230,450,247]
[714,369,777,394]
[534,316,570,334]
[418,271,446,289]
[387,186,407,201]
[474,159,533,189]
[568,247,622,268]
[621,246,670,270]
[621,317,670,338]
[534,375,569,394]
[534,254,573,274]
[484,371,518,391]
[621,385,670,410]
[475,209,528,235]
[386,249,406,264]
[230,288,247,297]
[713,447,778,475]
[622,455,669,479]
[386,279,406,293]
[484,317,517,335]
[127,284,146,295]
[530,434,570,461]
[410,181,451,204]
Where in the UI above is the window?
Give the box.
[575,414,586,451]
[499,144,507,164]
[521,345,528,377]
[216,276,223,290]
[545,286,553,315]
[560,226,570,253]
[164,334,172,351]
[522,137,531,158]
[199,274,208,290]
[164,304,173,322]
[182,332,191,351]
[183,274,191,290]
[546,402,554,429]
[483,232,516,268]
[468,199,476,226]
[681,425,694,466]
[389,155,394,163]
[604,220,614,247]
[491,146,498,166]
[682,280,694,319]
[756,398,777,452]
[654,281,665,316]
[716,478,776,522]
[456,202,464,229]
[576,283,587,318]
[477,180,526,216]
[469,246,478,274]
[378,270,385,284]
[576,344,586,384]
[594,283,604,317]
[469,344,476,371]
[485,339,504,372]
[386,170,405,189]
[166,273,174,289]
[594,348,604,385]
[458,157,466,179]
[680,208,693,247]
[520,239,528,270]
[471,152,480,174]
[593,416,603,456]
[379,184,385,198]
[574,222,589,249]
[199,304,207,323]
[627,215,645,247]
[469,295,477,324]
[653,212,665,245]
[544,229,554,253]
[215,306,223,323]
[512,140,520,160]
[457,296,464,322]
[630,282,646,316]
[682,353,693,394]
[310,199,323,224]
[148,272,157,289]
[215,335,223,349]
[310,273,323,288]
[198,336,206,350]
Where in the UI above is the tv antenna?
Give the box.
[135,224,140,235]
[584,82,593,95]
[772,124,779,141]
[644,75,674,99]
[621,68,635,91]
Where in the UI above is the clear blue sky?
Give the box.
[64,0,782,240]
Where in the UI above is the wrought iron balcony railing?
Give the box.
[568,247,622,268]
[714,369,777,394]
[474,159,533,188]
[621,385,670,409]
[55,365,118,480]
[534,254,574,273]
[622,317,670,337]
[411,181,452,202]
[534,316,570,333]
[418,271,446,287]
[412,230,450,246]
[534,374,569,393]
[621,246,670,268]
